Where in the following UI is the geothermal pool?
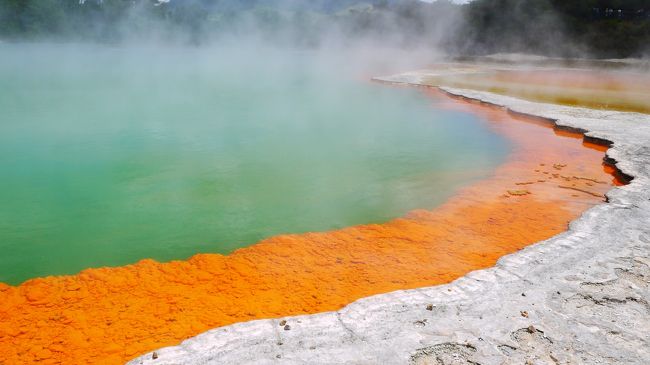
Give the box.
[0,45,509,284]
[0,49,620,364]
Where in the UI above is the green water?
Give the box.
[0,44,509,285]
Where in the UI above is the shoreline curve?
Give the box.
[0,76,629,364]
[128,78,650,364]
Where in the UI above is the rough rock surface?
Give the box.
[128,74,650,365]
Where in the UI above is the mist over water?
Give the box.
[0,43,509,284]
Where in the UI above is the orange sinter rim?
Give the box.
[0,89,622,364]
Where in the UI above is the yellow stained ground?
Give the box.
[424,67,650,113]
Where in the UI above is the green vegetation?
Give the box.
[0,0,648,57]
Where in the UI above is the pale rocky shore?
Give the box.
[128,72,650,365]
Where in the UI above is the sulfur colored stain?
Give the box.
[0,91,618,364]
[425,68,650,114]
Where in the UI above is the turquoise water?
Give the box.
[0,45,509,285]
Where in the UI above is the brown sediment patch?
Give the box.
[0,89,621,364]
[425,68,650,114]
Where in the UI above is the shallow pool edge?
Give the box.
[128,77,650,364]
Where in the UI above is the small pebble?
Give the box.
[284,325,291,331]
[426,304,433,311]
[520,310,529,318]
[152,352,158,360]
[527,325,536,333]
[279,320,287,326]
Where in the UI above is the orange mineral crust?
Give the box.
[0,90,620,365]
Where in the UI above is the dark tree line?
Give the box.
[0,0,649,58]
[457,0,650,58]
